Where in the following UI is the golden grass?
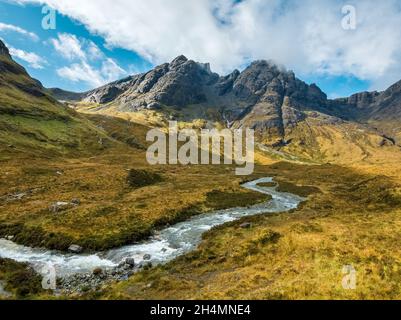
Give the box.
[0,114,267,251]
[98,162,401,300]
[2,108,401,300]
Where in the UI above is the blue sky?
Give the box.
[0,1,152,92]
[0,0,397,98]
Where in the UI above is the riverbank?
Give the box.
[99,162,401,300]
[0,148,271,253]
[0,177,303,296]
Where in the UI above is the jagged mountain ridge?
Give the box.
[63,54,401,147]
[71,56,333,137]
[333,81,401,143]
[0,37,398,163]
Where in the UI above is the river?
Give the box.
[0,178,304,278]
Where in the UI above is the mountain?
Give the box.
[46,88,86,102]
[0,40,57,115]
[62,55,399,163]
[73,56,332,134]
[333,81,401,144]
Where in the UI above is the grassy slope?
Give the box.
[0,54,112,157]
[0,258,48,300]
[0,52,269,298]
[74,99,401,166]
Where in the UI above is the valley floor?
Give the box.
[99,162,401,300]
[1,115,401,300]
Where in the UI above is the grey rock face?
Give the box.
[84,76,136,104]
[83,55,219,110]
[341,91,380,109]
[229,61,327,137]
[331,79,401,144]
[79,57,329,139]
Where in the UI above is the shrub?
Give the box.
[126,169,163,189]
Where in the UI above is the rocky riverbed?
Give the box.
[59,258,153,294]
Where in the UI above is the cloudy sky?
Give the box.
[1,0,401,98]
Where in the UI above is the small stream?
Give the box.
[0,178,304,278]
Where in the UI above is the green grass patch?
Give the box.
[257,182,277,188]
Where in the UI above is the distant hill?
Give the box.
[334,80,401,144]
[46,88,86,102]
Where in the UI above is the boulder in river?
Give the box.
[125,258,135,267]
[68,244,83,253]
[143,254,151,261]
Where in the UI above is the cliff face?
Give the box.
[0,40,11,58]
[228,61,327,136]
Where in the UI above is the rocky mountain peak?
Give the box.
[0,39,11,58]
[169,55,188,69]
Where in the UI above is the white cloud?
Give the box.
[14,0,401,90]
[51,33,86,60]
[57,59,126,87]
[9,47,46,69]
[87,41,103,60]
[101,58,126,80]
[50,33,125,87]
[0,22,39,41]
[57,62,104,87]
